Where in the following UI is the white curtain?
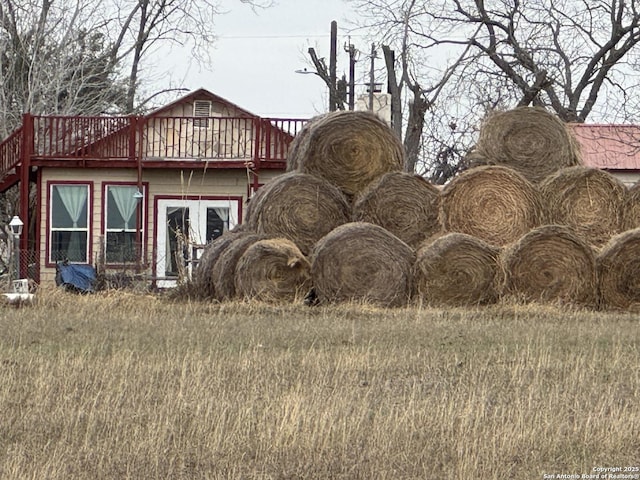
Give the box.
[110,186,139,230]
[213,207,230,231]
[57,185,87,228]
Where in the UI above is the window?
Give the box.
[193,100,212,129]
[105,185,143,263]
[49,184,90,263]
[206,207,228,241]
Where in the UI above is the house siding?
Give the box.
[38,166,265,285]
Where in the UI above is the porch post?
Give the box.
[18,113,33,274]
[251,117,262,196]
[133,116,144,272]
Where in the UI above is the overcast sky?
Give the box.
[161,0,363,118]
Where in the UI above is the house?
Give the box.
[0,88,307,287]
[570,123,640,186]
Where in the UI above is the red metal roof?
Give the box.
[569,123,640,170]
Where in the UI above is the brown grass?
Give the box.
[1,287,639,479]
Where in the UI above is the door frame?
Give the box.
[153,195,242,287]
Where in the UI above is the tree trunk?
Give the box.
[382,45,402,139]
[403,84,428,173]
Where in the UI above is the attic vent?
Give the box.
[193,100,212,128]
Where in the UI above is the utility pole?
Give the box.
[329,21,338,111]
[369,43,376,111]
[345,40,357,110]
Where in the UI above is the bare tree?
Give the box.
[0,0,127,135]
[0,0,273,132]
[347,0,640,181]
[0,0,273,266]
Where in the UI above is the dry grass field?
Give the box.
[0,287,638,479]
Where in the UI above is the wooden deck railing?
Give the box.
[0,114,307,190]
[32,116,133,159]
[0,115,307,166]
[0,127,23,175]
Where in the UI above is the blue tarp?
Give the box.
[55,263,96,293]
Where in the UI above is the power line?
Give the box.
[217,33,364,40]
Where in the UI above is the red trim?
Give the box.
[45,180,94,268]
[101,182,149,268]
[34,169,42,283]
[146,88,257,119]
[30,159,288,170]
[19,113,32,255]
[151,195,243,282]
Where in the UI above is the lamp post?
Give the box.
[8,215,23,280]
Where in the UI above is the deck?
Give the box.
[0,114,307,192]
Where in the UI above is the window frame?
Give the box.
[46,181,92,266]
[102,183,147,266]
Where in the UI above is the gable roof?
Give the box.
[569,123,640,170]
[146,88,258,118]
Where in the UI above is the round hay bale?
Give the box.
[539,166,628,247]
[623,181,640,230]
[310,222,415,307]
[440,165,544,246]
[286,114,326,172]
[473,106,581,183]
[244,171,351,255]
[597,228,640,311]
[414,232,502,307]
[292,110,405,197]
[353,172,441,248]
[193,230,247,297]
[234,238,312,302]
[211,232,268,301]
[502,225,597,307]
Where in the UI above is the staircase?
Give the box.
[0,127,23,193]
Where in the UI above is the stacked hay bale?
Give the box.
[287,110,405,198]
[468,106,581,183]
[286,113,326,172]
[539,166,628,247]
[353,172,441,248]
[501,225,598,307]
[211,232,267,301]
[244,171,351,255]
[414,233,503,307]
[597,228,640,311]
[310,222,415,307]
[440,165,545,246]
[192,229,247,298]
[235,238,312,303]
[193,106,640,311]
[623,182,640,230]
